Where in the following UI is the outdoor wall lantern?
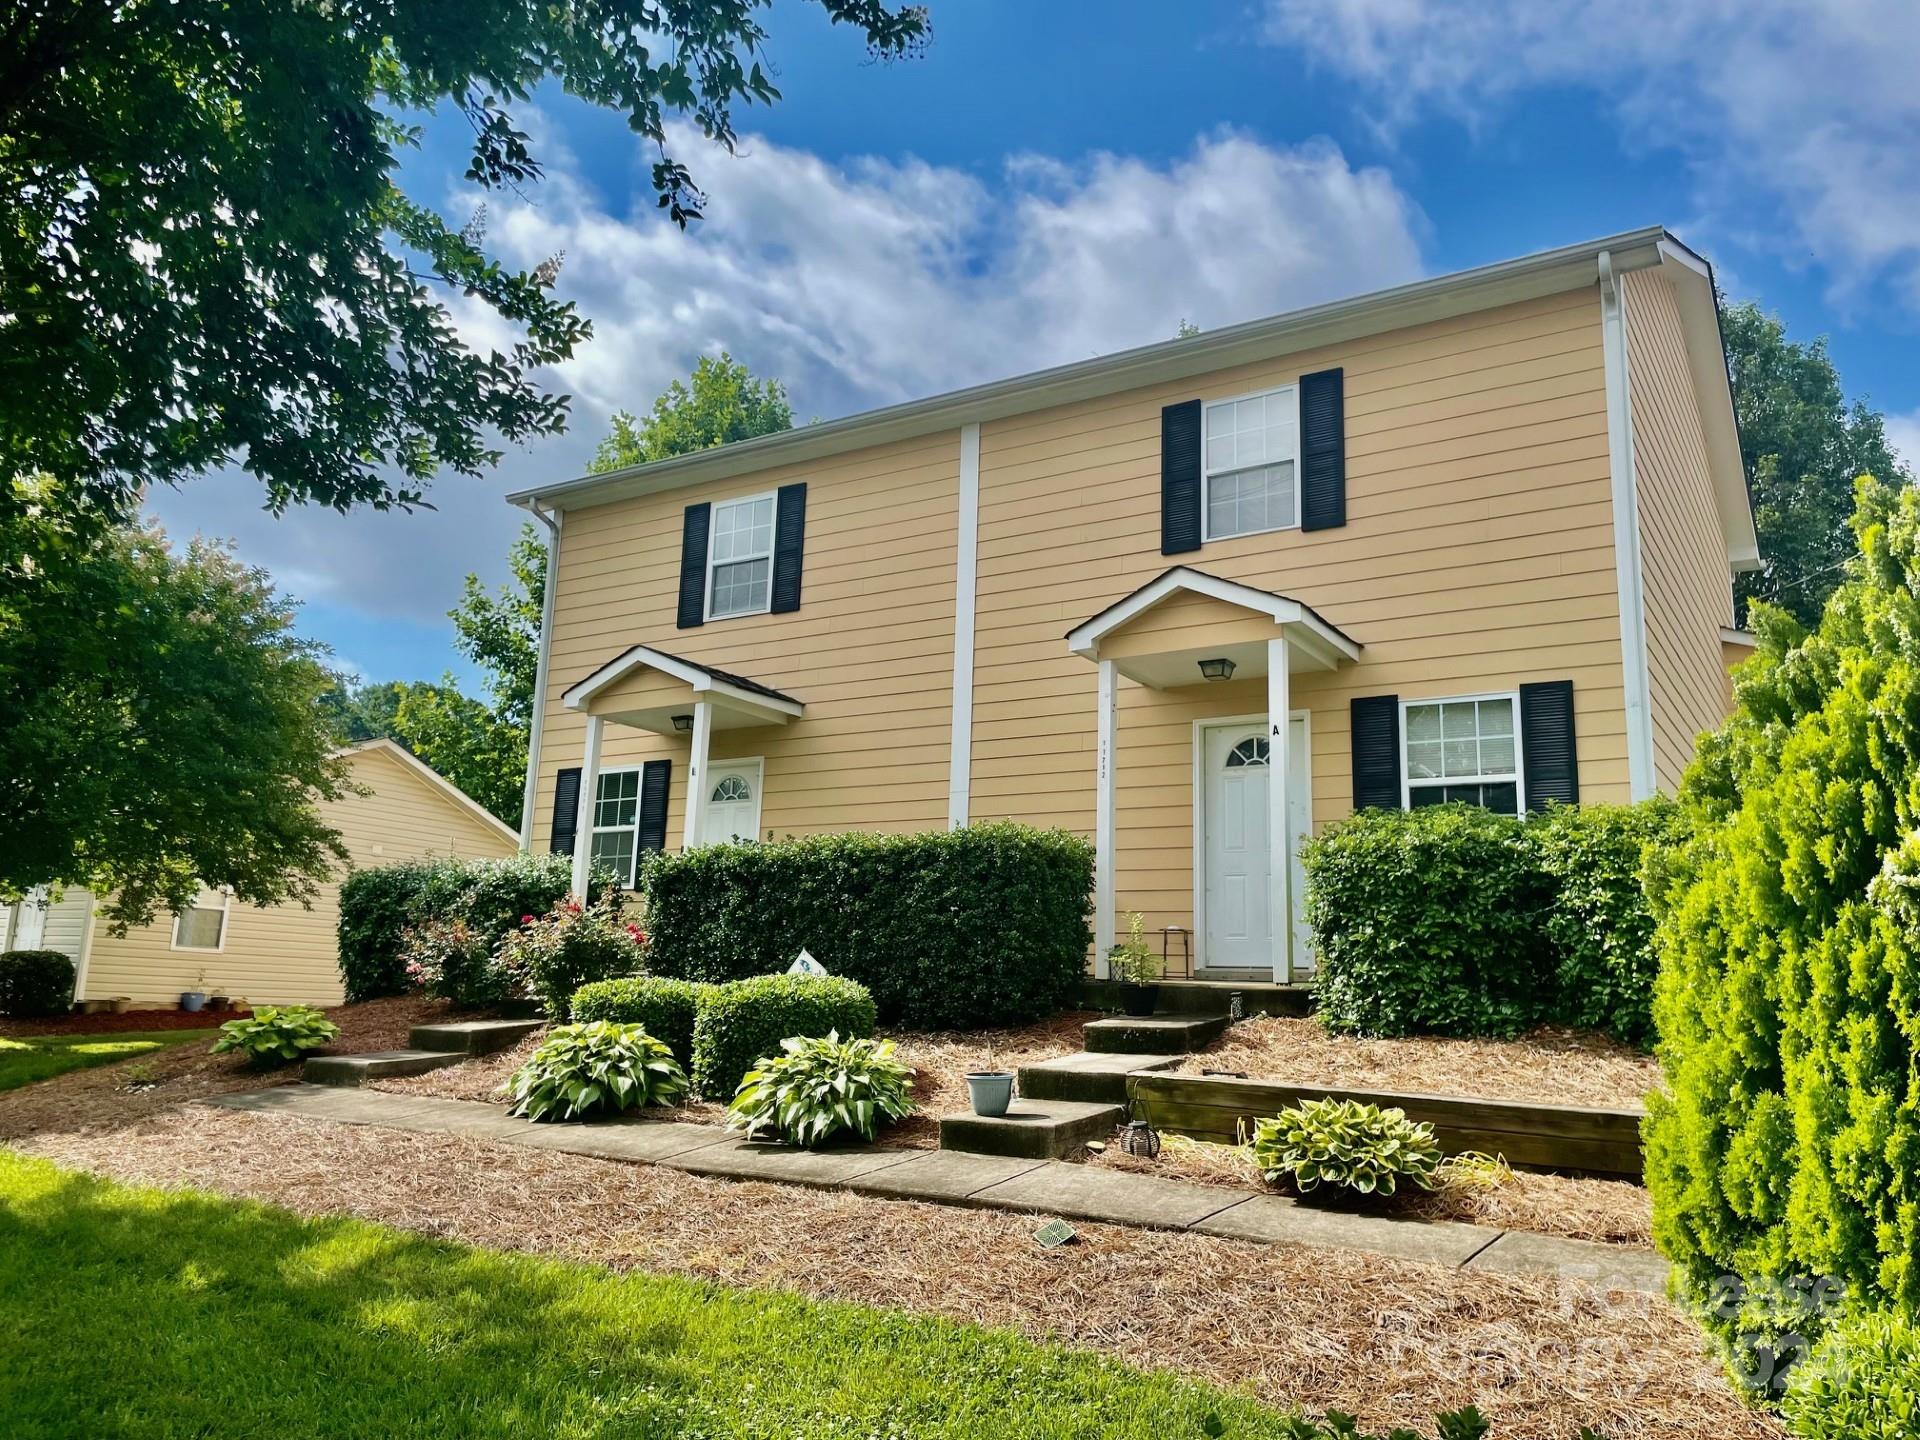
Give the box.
[1197,657,1236,682]
[671,713,694,732]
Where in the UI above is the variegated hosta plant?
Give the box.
[501,1021,687,1123]
[1251,1097,1443,1198]
[726,1031,913,1148]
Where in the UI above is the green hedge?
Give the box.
[637,823,1092,1029]
[690,974,876,1099]
[572,976,708,1070]
[1643,478,1920,1386]
[0,949,75,1018]
[336,854,580,1003]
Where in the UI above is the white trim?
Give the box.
[169,886,232,954]
[1267,636,1293,983]
[1720,626,1758,649]
[1397,691,1525,812]
[1066,565,1361,664]
[703,488,778,621]
[948,423,980,829]
[72,890,97,1003]
[1599,250,1657,801]
[682,699,714,850]
[519,500,561,851]
[510,227,1673,513]
[1094,658,1118,977]
[561,644,803,719]
[699,756,765,846]
[570,714,604,900]
[337,738,520,845]
[583,763,644,888]
[1201,382,1302,543]
[1191,709,1312,980]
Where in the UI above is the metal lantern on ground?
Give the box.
[1118,1118,1161,1159]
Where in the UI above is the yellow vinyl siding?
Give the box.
[970,288,1625,972]
[531,431,961,849]
[1624,268,1736,790]
[80,746,515,1006]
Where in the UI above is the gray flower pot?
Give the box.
[966,1071,1015,1118]
[180,991,207,1012]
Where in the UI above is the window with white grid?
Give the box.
[1204,386,1299,540]
[1402,695,1522,815]
[707,493,776,619]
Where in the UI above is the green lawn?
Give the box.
[0,1029,215,1092]
[0,1152,1288,1439]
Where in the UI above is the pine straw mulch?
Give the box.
[0,996,444,1143]
[1182,1016,1662,1110]
[0,1006,256,1038]
[9,1108,1775,1440]
[1090,1136,1655,1247]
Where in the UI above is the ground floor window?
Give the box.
[1402,694,1521,814]
[589,768,641,886]
[171,887,231,951]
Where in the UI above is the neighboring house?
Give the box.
[510,227,1757,985]
[0,740,517,1008]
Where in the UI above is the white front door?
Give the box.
[1201,718,1312,976]
[699,759,764,846]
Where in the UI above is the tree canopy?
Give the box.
[2,0,925,518]
[1722,300,1909,626]
[588,353,795,473]
[0,481,347,927]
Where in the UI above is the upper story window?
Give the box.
[1402,694,1521,815]
[707,492,776,619]
[589,768,640,886]
[1204,386,1299,540]
[171,886,231,952]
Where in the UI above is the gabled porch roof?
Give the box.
[561,643,803,735]
[1064,566,1361,688]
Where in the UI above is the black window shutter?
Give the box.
[637,759,672,854]
[549,767,582,855]
[1350,694,1402,810]
[770,483,807,614]
[1520,680,1579,811]
[676,503,711,629]
[1161,400,1203,554]
[1299,367,1346,532]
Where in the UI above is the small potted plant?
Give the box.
[1107,912,1162,1017]
[180,970,209,1012]
[965,1042,1015,1118]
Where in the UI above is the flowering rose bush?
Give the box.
[495,890,648,1018]
[397,917,509,1006]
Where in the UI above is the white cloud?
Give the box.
[1886,408,1920,477]
[148,125,1425,663]
[1262,0,1920,306]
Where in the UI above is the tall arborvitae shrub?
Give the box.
[1644,476,1920,1392]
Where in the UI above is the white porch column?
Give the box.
[1267,635,1293,984]
[682,699,714,850]
[1094,658,1118,977]
[569,714,604,900]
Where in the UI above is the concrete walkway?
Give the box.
[203,1084,1670,1294]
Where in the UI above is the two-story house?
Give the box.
[508,227,1757,985]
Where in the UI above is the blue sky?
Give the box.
[146,0,1920,689]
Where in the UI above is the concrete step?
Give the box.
[407,1018,543,1055]
[938,1098,1124,1160]
[303,1049,462,1087]
[1083,1013,1230,1055]
[1079,978,1314,1019]
[1017,1051,1184,1105]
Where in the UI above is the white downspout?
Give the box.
[1599,251,1656,801]
[518,499,562,851]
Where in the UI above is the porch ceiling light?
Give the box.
[1197,656,1236,682]
[671,713,694,732]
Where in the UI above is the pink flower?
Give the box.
[520,914,534,925]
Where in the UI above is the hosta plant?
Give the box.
[726,1031,913,1147]
[1252,1097,1443,1198]
[501,1021,686,1123]
[210,1005,340,1065]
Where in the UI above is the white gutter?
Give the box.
[517,498,562,851]
[1598,250,1657,801]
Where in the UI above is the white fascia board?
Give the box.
[561,644,804,719]
[336,738,520,844]
[1066,566,1361,663]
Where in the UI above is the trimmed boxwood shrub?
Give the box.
[571,976,710,1070]
[1533,797,1689,1048]
[691,973,876,1099]
[637,822,1091,1029]
[1782,1309,1920,1438]
[337,853,581,1003]
[0,949,75,1018]
[1644,477,1920,1390]
[1303,805,1550,1038]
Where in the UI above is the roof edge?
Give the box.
[335,738,520,845]
[512,226,1672,513]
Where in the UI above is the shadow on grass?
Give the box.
[0,1153,1279,1440]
